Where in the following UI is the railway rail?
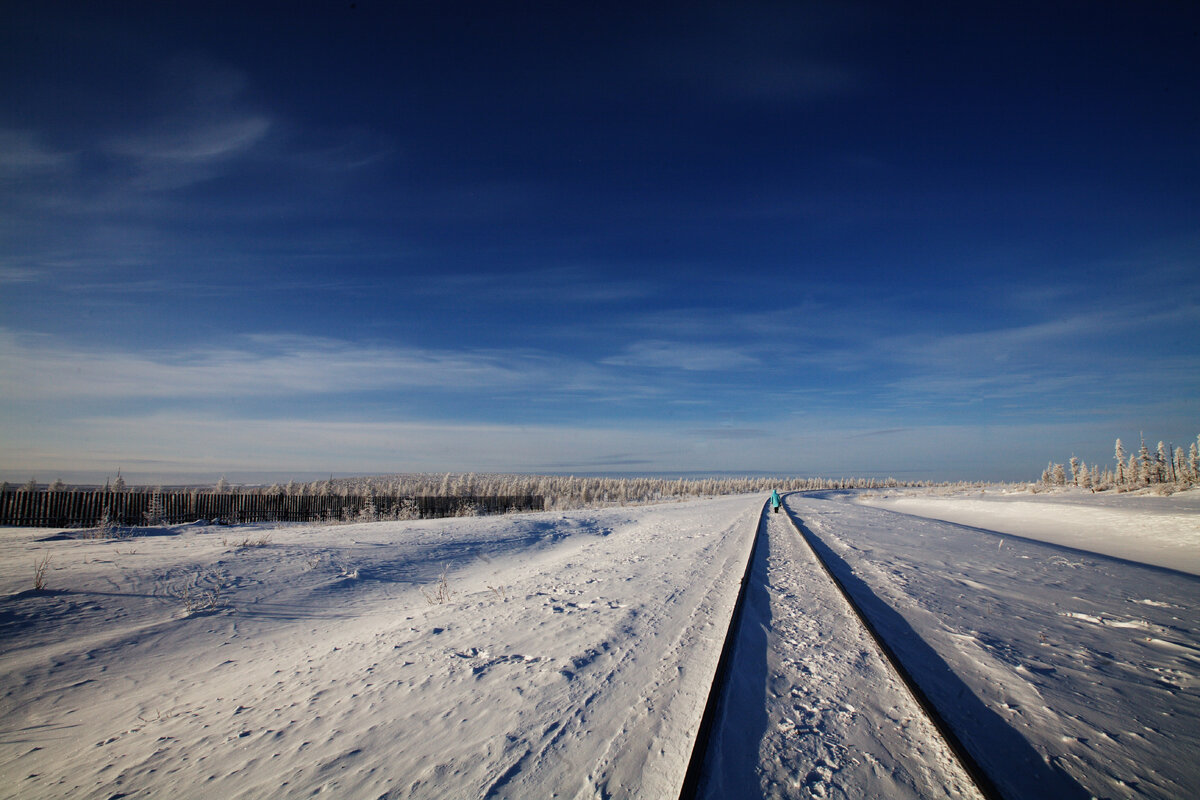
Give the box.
[678,493,1001,800]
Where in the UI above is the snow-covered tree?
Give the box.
[215,475,230,493]
[1069,456,1080,486]
[359,494,378,522]
[144,489,166,525]
[1114,439,1126,486]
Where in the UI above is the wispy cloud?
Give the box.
[690,427,772,440]
[848,428,911,439]
[602,340,760,371]
[414,266,656,306]
[98,59,271,191]
[109,116,270,163]
[0,328,709,416]
[0,330,552,400]
[0,266,44,285]
[0,129,76,173]
[0,414,702,476]
[885,313,1110,369]
[4,412,1162,484]
[287,126,396,172]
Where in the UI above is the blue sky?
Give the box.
[2,1,1198,484]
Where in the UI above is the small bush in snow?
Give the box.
[422,564,455,604]
[33,555,51,591]
[168,576,223,614]
[224,533,272,549]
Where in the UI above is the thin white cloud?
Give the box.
[887,314,1108,369]
[3,412,1163,484]
[288,126,397,172]
[109,116,271,162]
[0,330,546,400]
[85,56,274,192]
[0,266,43,284]
[0,129,75,173]
[0,414,701,476]
[602,340,760,371]
[415,266,655,306]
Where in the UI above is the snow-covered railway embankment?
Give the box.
[780,501,1000,800]
[690,496,987,800]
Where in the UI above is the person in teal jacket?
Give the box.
[770,489,781,513]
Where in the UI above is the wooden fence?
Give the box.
[0,490,544,528]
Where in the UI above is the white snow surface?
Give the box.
[3,487,1197,799]
[1,497,760,799]
[790,489,1200,800]
[855,487,1200,576]
[697,508,983,800]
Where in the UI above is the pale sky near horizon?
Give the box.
[2,1,1198,484]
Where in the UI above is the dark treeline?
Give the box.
[2,472,944,524]
[0,488,543,528]
[272,472,937,510]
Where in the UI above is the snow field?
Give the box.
[791,490,1200,799]
[4,487,1194,799]
[0,495,761,799]
[698,508,983,800]
[855,488,1200,576]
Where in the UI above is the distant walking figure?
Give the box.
[770,489,781,513]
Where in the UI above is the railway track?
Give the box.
[677,501,770,800]
[679,494,1001,800]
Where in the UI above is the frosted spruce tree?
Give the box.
[1137,439,1153,485]
[1157,441,1171,483]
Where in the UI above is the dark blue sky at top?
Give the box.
[2,1,1198,482]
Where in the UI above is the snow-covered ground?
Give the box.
[1,496,759,799]
[855,486,1200,576]
[697,507,983,800]
[2,486,1196,799]
[789,488,1200,799]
